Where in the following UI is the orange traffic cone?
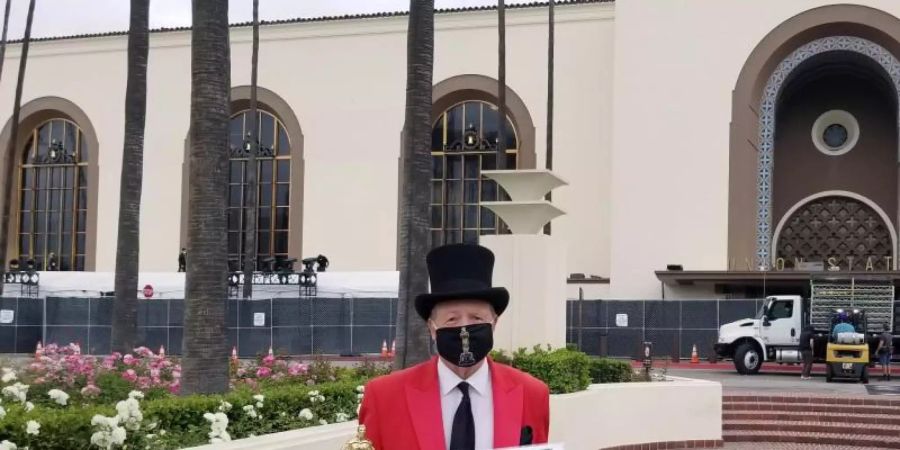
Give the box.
[390,339,396,357]
[691,344,699,364]
[381,340,388,357]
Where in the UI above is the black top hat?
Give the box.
[415,243,509,321]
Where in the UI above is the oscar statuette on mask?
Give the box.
[341,425,374,450]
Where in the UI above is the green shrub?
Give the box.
[590,358,632,384]
[499,346,592,394]
[0,380,367,449]
[489,349,513,365]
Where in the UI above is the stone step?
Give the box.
[723,443,890,449]
[723,419,900,437]
[724,394,900,407]
[723,430,900,448]
[723,410,900,426]
[723,401,900,416]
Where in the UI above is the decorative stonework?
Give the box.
[756,36,900,267]
[775,196,892,270]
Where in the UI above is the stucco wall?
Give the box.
[610,0,900,298]
[0,2,615,281]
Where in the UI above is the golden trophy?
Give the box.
[342,425,374,450]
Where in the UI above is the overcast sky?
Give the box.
[0,0,529,40]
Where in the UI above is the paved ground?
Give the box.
[667,366,895,396]
[722,444,887,449]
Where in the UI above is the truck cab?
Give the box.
[715,295,803,374]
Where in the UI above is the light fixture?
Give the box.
[315,255,329,272]
[228,273,241,288]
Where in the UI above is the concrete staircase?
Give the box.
[723,394,900,448]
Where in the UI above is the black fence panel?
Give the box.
[566,298,765,359]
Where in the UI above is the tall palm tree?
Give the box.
[241,0,259,299]
[496,0,507,171]
[0,0,13,83]
[394,0,434,369]
[111,0,150,354]
[0,0,36,296]
[544,0,554,235]
[182,0,231,395]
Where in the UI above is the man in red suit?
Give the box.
[359,243,550,450]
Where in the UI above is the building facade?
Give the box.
[1,0,900,300]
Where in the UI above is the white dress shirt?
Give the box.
[437,358,494,450]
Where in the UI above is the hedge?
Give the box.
[0,380,365,450]
[491,346,592,394]
[491,346,634,393]
[590,358,632,383]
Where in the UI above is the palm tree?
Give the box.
[0,0,13,83]
[543,0,554,235]
[241,0,259,299]
[496,0,507,171]
[182,0,231,395]
[394,0,435,369]
[0,0,36,296]
[111,0,150,354]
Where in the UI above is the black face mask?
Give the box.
[435,323,493,368]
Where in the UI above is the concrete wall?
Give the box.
[185,377,723,450]
[0,2,616,283]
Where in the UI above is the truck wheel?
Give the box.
[826,365,833,383]
[734,343,762,375]
[862,366,869,384]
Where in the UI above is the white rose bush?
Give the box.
[0,345,389,448]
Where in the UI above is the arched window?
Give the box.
[18,118,89,271]
[431,100,517,246]
[227,110,291,271]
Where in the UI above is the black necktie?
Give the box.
[449,381,475,450]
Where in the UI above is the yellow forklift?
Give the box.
[825,309,870,383]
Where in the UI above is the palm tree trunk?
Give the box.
[182,0,231,395]
[241,0,259,299]
[0,0,36,296]
[394,0,434,369]
[543,0,554,235]
[0,0,13,83]
[111,0,150,353]
[496,0,507,171]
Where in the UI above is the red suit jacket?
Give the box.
[359,357,550,450]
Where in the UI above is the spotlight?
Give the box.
[22,272,39,286]
[316,255,329,272]
[280,257,297,273]
[301,254,330,272]
[228,273,241,287]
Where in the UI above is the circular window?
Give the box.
[812,110,859,156]
[822,124,848,148]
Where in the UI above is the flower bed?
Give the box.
[0,343,389,449]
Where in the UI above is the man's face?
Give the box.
[428,299,496,340]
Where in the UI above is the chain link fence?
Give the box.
[566,299,768,360]
[13,296,894,360]
[0,297,397,357]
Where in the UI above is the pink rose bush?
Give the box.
[230,348,310,389]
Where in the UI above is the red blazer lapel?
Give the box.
[490,359,523,448]
[404,357,446,450]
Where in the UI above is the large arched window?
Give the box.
[431,100,517,246]
[227,109,291,271]
[18,118,88,271]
